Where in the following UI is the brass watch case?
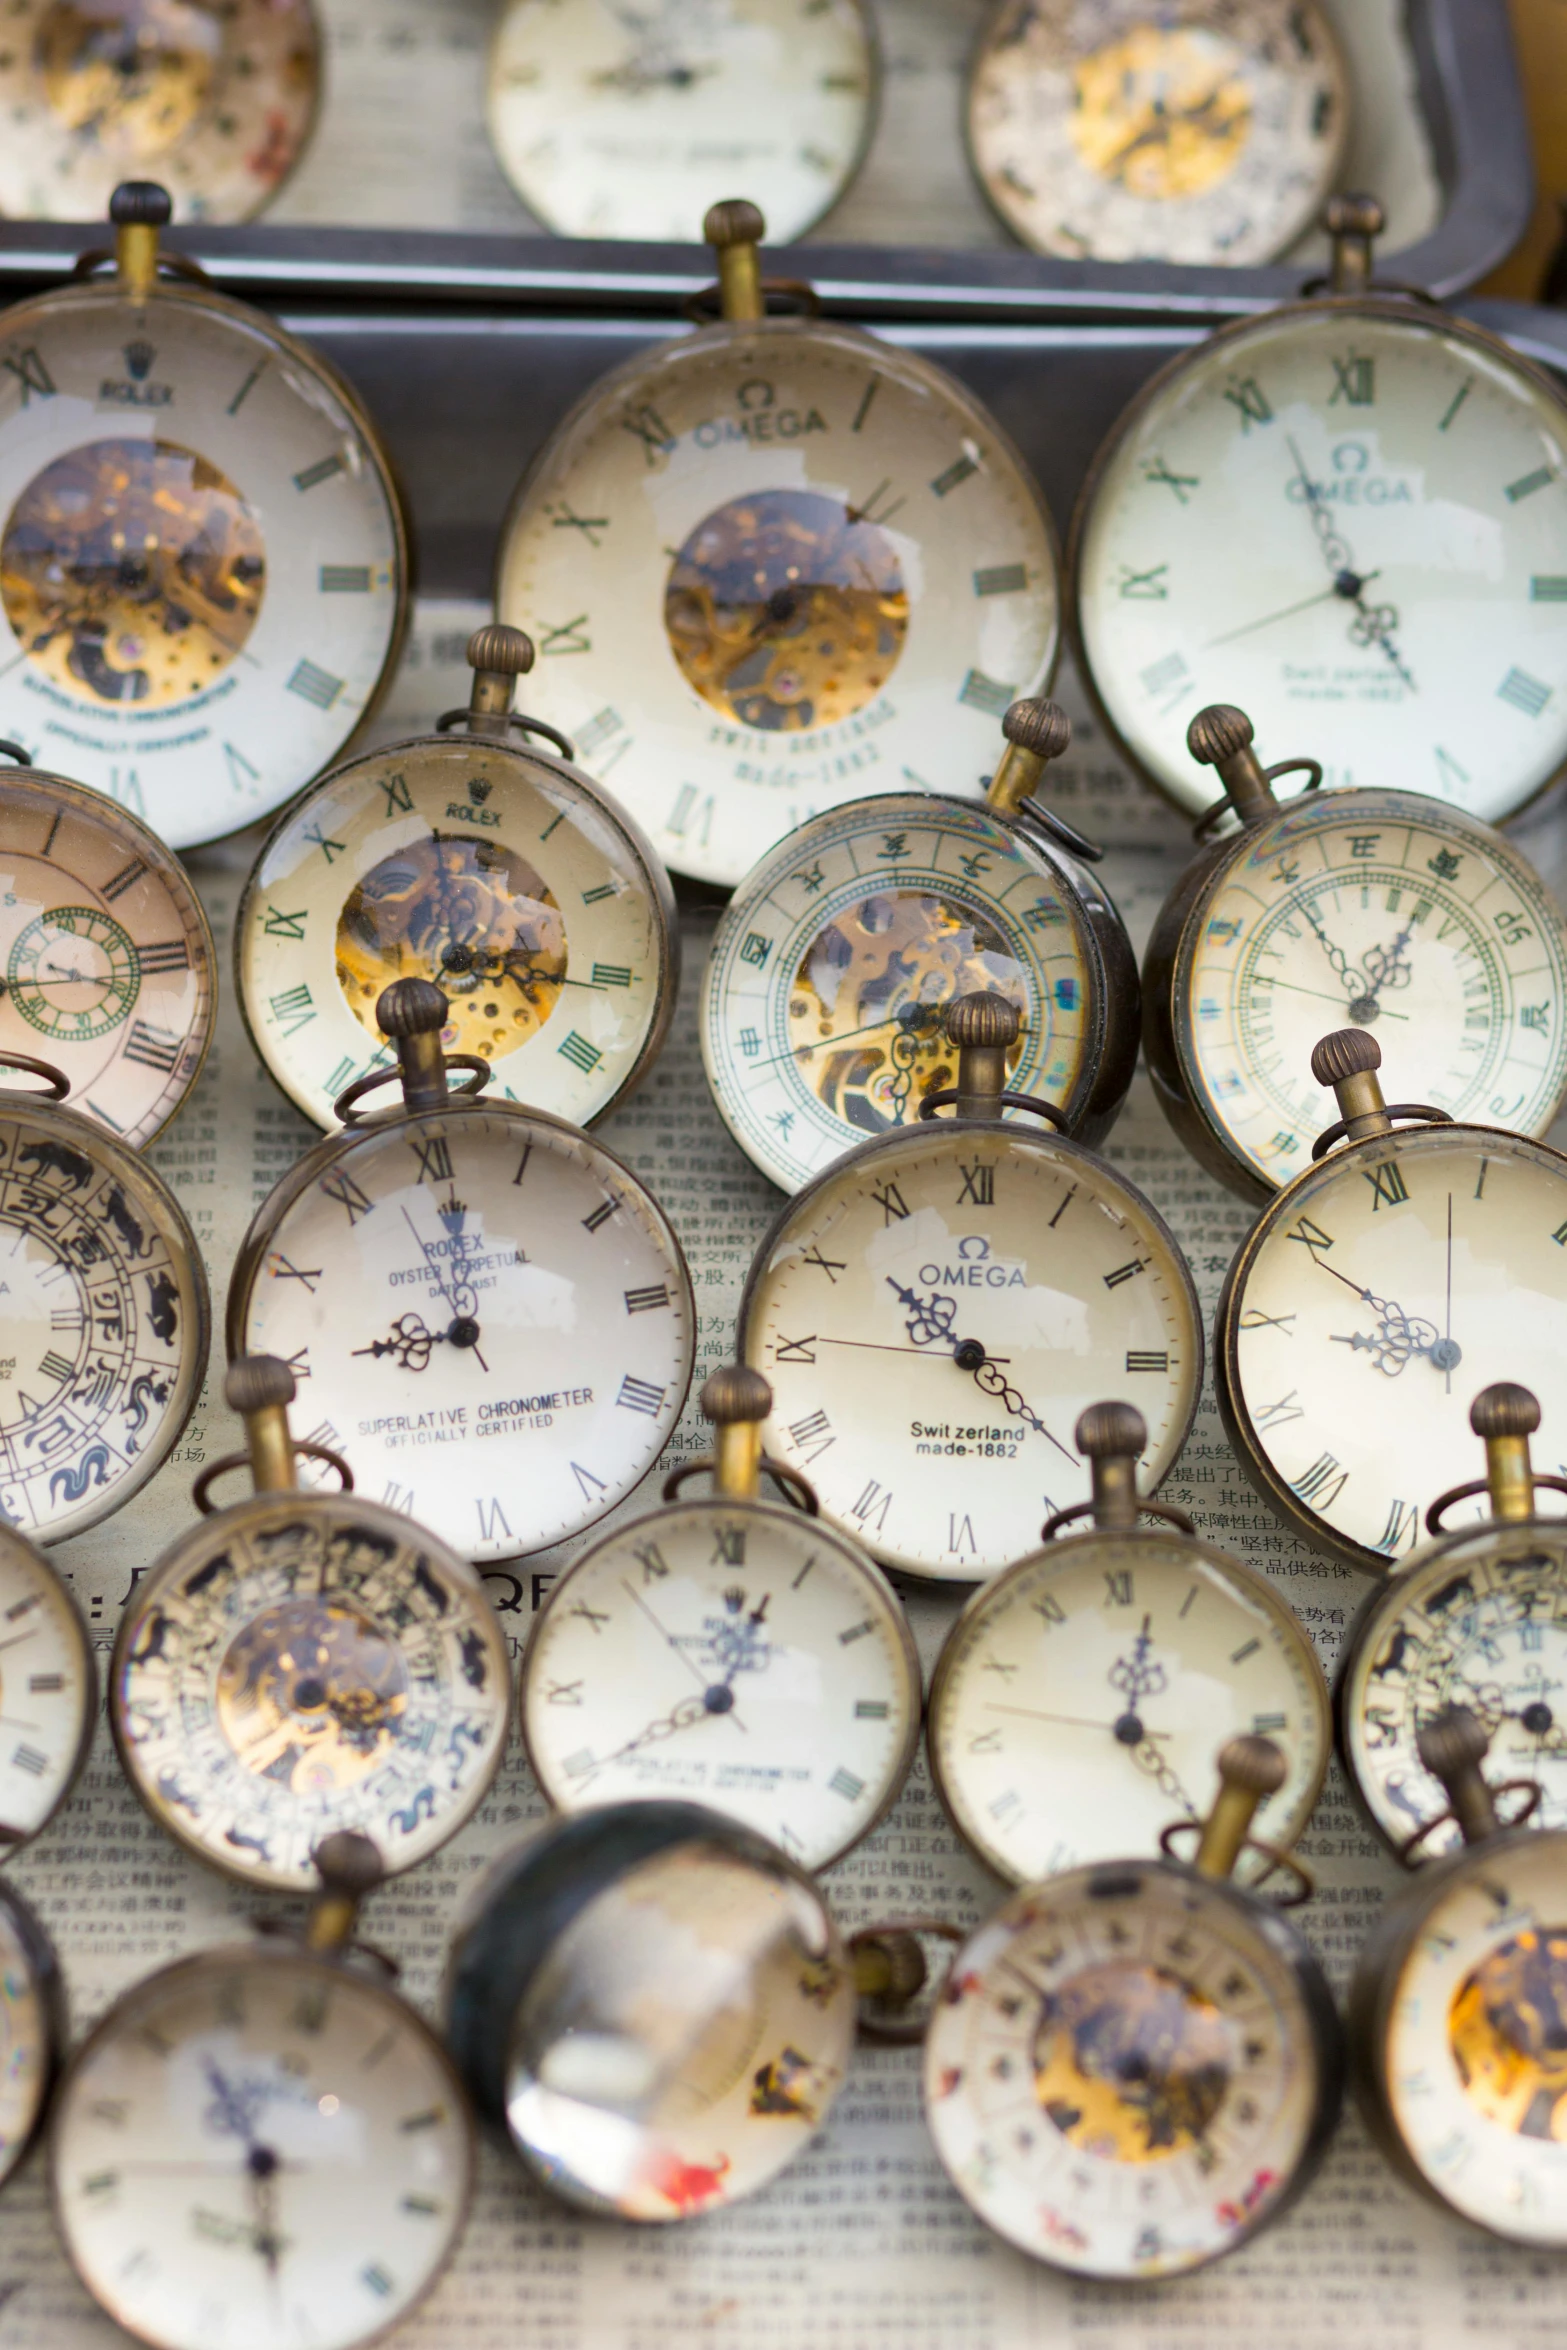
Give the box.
[0,1520,95,1849]
[0,1874,65,2198]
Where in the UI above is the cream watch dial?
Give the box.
[0,1102,206,1541]
[497,319,1060,886]
[523,1498,918,1868]
[113,1494,511,1892]
[740,1127,1201,1578]
[0,1889,53,2192]
[1383,1833,1567,2243]
[0,1524,92,1846]
[930,1531,1327,1882]
[0,281,405,851]
[486,0,875,243]
[53,1948,472,2350]
[967,0,1346,265]
[237,735,674,1133]
[232,1106,695,1564]
[1075,307,1567,823]
[926,1867,1328,2277]
[0,767,213,1146]
[1181,794,1567,1189]
[701,791,1103,1191]
[1341,1523,1567,1858]
[1222,1128,1567,1570]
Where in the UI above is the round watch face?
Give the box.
[497,318,1060,887]
[0,1883,58,2193]
[522,1495,919,1869]
[0,1522,93,1849]
[237,731,676,1134]
[0,279,406,851]
[229,1102,696,1565]
[738,1122,1202,1579]
[53,1945,473,2350]
[0,0,320,223]
[0,766,214,1146]
[1176,791,1567,1191]
[1073,303,1567,825]
[485,0,876,244]
[113,1492,511,1892]
[966,0,1346,265]
[1380,1829,1567,2243]
[701,790,1111,1192]
[1220,1125,1567,1573]
[0,1099,207,1541]
[929,1528,1328,1883]
[1340,1520,1567,1859]
[925,1865,1333,2277]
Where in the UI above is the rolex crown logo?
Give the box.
[438,1196,468,1233]
[123,340,156,381]
[723,1586,747,1613]
[468,779,492,804]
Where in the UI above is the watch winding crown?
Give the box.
[110,179,170,302]
[703,1360,771,1502]
[377,978,454,1115]
[1186,702,1278,826]
[225,1353,299,1496]
[986,696,1071,816]
[1310,1026,1394,1144]
[1191,1733,1287,1882]
[1325,191,1384,294]
[466,625,534,733]
[1416,1704,1505,1848]
[1472,1381,1541,1524]
[706,197,766,322]
[1076,1400,1145,1532]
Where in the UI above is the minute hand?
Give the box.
[884,1278,1075,1462]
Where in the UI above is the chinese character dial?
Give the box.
[738,1123,1202,1579]
[0,272,407,849]
[966,0,1346,266]
[0,765,215,1146]
[0,1523,93,1849]
[521,1496,920,1869]
[228,1102,696,1564]
[237,732,676,1134]
[485,0,876,244]
[1218,1125,1567,1574]
[1153,790,1567,1195]
[0,1881,61,2195]
[496,317,1060,886]
[925,1863,1339,2277]
[112,1491,512,1893]
[52,1943,474,2350]
[0,1099,208,1542]
[701,789,1134,1192]
[929,1528,1329,1883]
[1072,303,1567,824]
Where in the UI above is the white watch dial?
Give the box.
[1180,793,1567,1188]
[1076,306,1567,824]
[740,1126,1201,1578]
[701,790,1106,1192]
[1383,1832,1567,2244]
[0,281,405,850]
[53,1949,471,2350]
[930,1531,1327,1882]
[0,1525,92,1846]
[486,0,876,244]
[238,734,674,1133]
[497,319,1060,886]
[0,1890,54,2192]
[523,1497,919,1868]
[232,1106,695,1563]
[1223,1128,1567,1569]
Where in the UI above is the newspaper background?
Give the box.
[3,601,1567,2345]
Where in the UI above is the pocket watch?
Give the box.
[924,1733,1343,2278]
[737,990,1203,1580]
[1338,1380,1567,1861]
[237,625,678,1136]
[495,199,1061,888]
[0,1049,208,1543]
[1070,197,1567,826]
[1215,1026,1567,1575]
[965,0,1347,265]
[0,1874,63,2196]
[485,0,877,245]
[227,976,696,1566]
[51,1832,475,2350]
[111,1354,512,1895]
[521,1362,919,1871]
[0,1,320,225]
[928,1400,1329,1885]
[0,1519,93,1854]
[0,182,408,851]
[1143,704,1567,1201]
[444,1798,855,2220]
[0,740,215,1147]
[1350,1706,1567,2246]
[700,695,1140,1193]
